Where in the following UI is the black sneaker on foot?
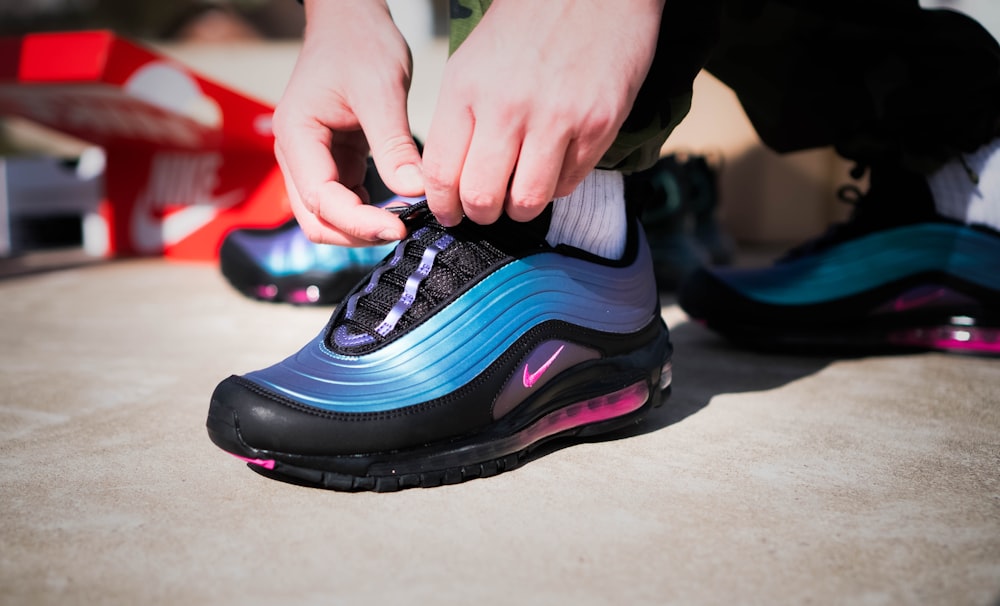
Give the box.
[679,165,1000,355]
[207,202,673,491]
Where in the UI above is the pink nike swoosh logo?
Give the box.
[522,344,565,388]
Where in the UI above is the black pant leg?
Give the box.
[706,0,1000,172]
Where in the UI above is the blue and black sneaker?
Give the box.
[218,203,409,305]
[219,155,417,305]
[678,165,1000,355]
[206,201,673,491]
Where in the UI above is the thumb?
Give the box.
[362,116,425,199]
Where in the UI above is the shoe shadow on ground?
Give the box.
[527,318,839,462]
[633,319,838,434]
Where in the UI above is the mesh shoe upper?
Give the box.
[329,203,552,354]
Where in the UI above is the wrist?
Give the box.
[303,0,393,33]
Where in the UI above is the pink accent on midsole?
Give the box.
[927,338,1000,354]
[514,380,650,447]
[888,326,1000,354]
[287,288,320,304]
[367,379,653,476]
[231,453,276,470]
[255,284,278,300]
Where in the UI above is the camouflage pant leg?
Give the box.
[448,0,489,54]
[448,0,718,174]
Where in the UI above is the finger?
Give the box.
[288,192,374,248]
[457,119,522,225]
[273,115,343,217]
[277,144,369,246]
[289,181,407,247]
[356,103,425,199]
[552,131,619,199]
[505,130,570,222]
[310,182,408,243]
[422,99,474,227]
[276,143,406,245]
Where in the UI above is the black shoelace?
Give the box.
[329,204,509,353]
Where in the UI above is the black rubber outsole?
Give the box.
[229,270,368,306]
[207,374,672,493]
[699,317,1000,357]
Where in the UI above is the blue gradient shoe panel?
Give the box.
[245,227,660,414]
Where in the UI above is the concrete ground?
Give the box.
[1,255,998,606]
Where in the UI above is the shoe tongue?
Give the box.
[857,164,939,224]
[399,201,553,253]
[328,202,554,354]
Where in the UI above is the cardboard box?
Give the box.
[0,30,291,259]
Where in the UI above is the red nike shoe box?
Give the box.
[0,30,291,260]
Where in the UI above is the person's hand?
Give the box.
[422,0,665,226]
[272,0,424,246]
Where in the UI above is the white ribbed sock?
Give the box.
[545,169,627,260]
[927,137,1000,231]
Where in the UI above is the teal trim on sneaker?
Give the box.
[714,223,1000,305]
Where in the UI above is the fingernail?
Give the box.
[397,164,423,192]
[377,228,402,242]
[436,213,460,227]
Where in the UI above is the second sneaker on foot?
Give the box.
[679,165,1000,355]
[219,218,401,305]
[626,153,734,291]
[218,155,418,305]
